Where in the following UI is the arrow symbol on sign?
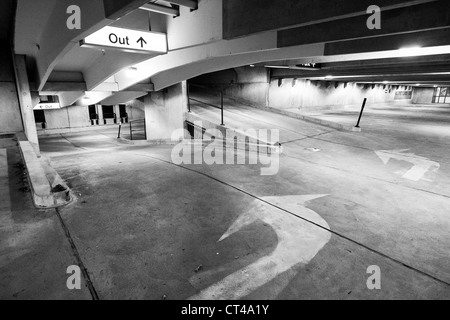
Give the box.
[136,37,147,48]
[189,195,331,300]
[375,149,440,181]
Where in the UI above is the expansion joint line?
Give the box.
[134,152,450,288]
[55,208,100,300]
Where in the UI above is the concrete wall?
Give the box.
[144,82,187,142]
[36,101,145,132]
[412,87,434,104]
[193,67,269,107]
[268,80,397,111]
[124,100,145,120]
[43,106,90,129]
[0,48,23,134]
[193,67,404,112]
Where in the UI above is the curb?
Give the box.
[185,112,282,154]
[18,140,72,209]
[225,96,357,132]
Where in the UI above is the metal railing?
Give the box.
[117,119,147,141]
[188,83,225,126]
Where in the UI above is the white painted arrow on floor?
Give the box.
[189,195,331,300]
[375,149,440,182]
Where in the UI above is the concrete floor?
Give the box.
[1,99,450,299]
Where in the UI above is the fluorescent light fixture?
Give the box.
[397,46,423,57]
[81,26,167,54]
[383,81,389,84]
[249,64,255,67]
[325,75,334,80]
[416,84,421,86]
[265,65,290,69]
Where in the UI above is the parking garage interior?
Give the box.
[1,0,450,301]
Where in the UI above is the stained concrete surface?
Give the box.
[0,136,91,300]
[13,98,447,300]
[1,98,450,299]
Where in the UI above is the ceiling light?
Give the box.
[264,65,290,69]
[249,64,255,68]
[383,81,389,84]
[397,46,423,57]
[325,75,334,80]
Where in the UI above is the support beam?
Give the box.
[223,0,439,39]
[35,0,151,91]
[139,3,179,17]
[165,0,198,10]
[325,28,450,55]
[36,82,87,92]
[278,1,450,47]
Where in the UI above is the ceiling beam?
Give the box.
[270,65,450,78]
[223,0,438,39]
[139,3,179,16]
[325,28,450,55]
[278,1,450,47]
[37,82,87,92]
[164,0,198,10]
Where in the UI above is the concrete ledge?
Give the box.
[19,140,72,208]
[185,112,282,154]
[226,96,356,132]
[37,124,119,136]
[19,141,53,207]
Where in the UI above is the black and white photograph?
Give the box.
[0,0,449,305]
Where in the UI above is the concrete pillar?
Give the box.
[97,104,104,125]
[114,104,121,122]
[13,55,39,152]
[144,81,188,143]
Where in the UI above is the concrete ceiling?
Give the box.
[11,0,450,108]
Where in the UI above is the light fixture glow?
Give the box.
[264,65,290,69]
[397,46,423,57]
[325,75,334,80]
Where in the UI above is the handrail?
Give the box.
[117,119,147,140]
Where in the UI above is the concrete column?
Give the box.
[97,104,104,125]
[114,104,121,122]
[144,81,187,143]
[13,55,39,152]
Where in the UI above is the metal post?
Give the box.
[355,98,367,128]
[130,121,133,141]
[221,91,224,126]
[187,83,191,113]
[117,123,122,139]
[144,118,147,140]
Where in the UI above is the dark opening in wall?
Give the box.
[34,110,45,128]
[102,105,115,119]
[89,105,97,120]
[119,104,127,118]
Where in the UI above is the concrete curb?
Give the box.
[225,96,356,132]
[185,112,282,154]
[18,140,72,209]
